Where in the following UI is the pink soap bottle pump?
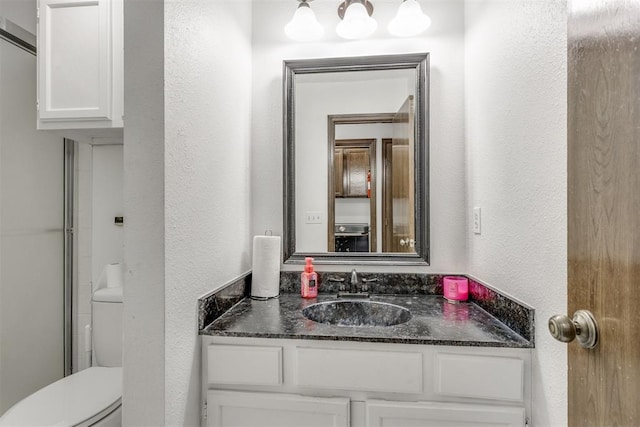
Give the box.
[301,257,318,298]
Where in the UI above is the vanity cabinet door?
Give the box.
[37,0,123,131]
[366,400,525,427]
[207,390,349,427]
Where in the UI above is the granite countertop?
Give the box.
[201,294,532,348]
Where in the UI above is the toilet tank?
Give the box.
[92,287,123,367]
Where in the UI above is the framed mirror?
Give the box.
[283,53,429,265]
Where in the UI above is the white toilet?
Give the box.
[0,287,123,427]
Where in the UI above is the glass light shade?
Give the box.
[388,0,431,37]
[285,3,324,42]
[336,2,378,40]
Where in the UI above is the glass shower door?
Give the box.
[0,27,65,413]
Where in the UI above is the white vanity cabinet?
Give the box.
[37,0,123,133]
[201,336,532,427]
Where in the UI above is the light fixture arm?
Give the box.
[337,0,374,19]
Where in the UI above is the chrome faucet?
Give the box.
[333,269,371,298]
[350,269,359,293]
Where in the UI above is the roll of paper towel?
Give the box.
[106,263,123,288]
[251,235,281,299]
[94,262,123,291]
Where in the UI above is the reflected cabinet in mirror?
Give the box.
[283,53,429,265]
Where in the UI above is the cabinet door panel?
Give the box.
[296,347,423,393]
[435,353,524,402]
[207,344,282,386]
[207,390,349,427]
[367,400,525,427]
[38,0,110,120]
[344,148,369,197]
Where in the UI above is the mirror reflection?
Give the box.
[283,54,429,264]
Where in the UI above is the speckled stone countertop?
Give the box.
[201,294,532,348]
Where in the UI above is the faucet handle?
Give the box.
[360,277,378,293]
[328,276,346,291]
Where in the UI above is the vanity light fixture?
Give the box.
[388,0,431,37]
[284,0,324,42]
[336,0,377,40]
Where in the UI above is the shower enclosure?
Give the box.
[0,14,71,413]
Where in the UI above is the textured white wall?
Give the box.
[464,1,567,426]
[251,0,467,273]
[91,145,124,288]
[164,1,252,425]
[122,0,165,425]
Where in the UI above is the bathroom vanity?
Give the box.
[199,274,534,427]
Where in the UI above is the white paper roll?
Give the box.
[251,236,281,299]
[106,263,123,288]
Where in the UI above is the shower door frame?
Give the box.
[64,139,74,376]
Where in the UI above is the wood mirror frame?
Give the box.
[283,53,430,265]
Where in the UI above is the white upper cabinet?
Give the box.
[37,0,123,132]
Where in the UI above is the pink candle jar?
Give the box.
[443,276,469,303]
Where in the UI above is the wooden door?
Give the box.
[390,96,415,253]
[382,139,393,252]
[567,1,640,425]
[334,148,344,197]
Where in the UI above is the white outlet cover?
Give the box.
[473,207,481,234]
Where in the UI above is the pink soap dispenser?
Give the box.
[301,257,318,298]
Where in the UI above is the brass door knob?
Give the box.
[548,310,599,349]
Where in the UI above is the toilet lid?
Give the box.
[0,367,121,427]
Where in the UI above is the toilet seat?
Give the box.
[0,367,121,427]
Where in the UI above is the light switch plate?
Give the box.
[305,211,323,224]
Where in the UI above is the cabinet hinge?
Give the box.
[36,7,39,20]
[525,417,530,426]
[36,99,39,111]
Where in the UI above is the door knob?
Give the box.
[548,310,599,349]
